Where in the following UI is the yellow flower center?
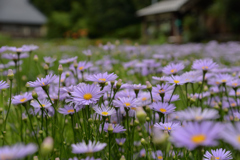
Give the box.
[201,66,209,70]
[79,66,84,70]
[124,102,131,107]
[142,97,147,101]
[231,103,236,107]
[40,104,46,108]
[68,109,74,113]
[233,83,238,86]
[191,134,206,144]
[101,111,108,116]
[131,107,136,111]
[215,157,220,160]
[237,135,240,143]
[83,93,92,100]
[98,78,106,82]
[42,82,45,85]
[20,98,26,102]
[237,92,240,95]
[195,116,203,120]
[164,127,171,130]
[170,69,177,73]
[221,79,227,82]
[174,80,180,84]
[216,82,220,85]
[159,108,166,113]
[157,156,163,159]
[159,89,165,93]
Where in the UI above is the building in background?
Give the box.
[0,0,47,37]
[137,0,230,43]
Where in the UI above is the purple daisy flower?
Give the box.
[192,59,218,71]
[162,63,184,75]
[0,143,38,159]
[86,72,118,83]
[171,121,222,150]
[221,122,240,150]
[177,107,219,121]
[12,92,33,105]
[58,105,80,115]
[151,102,176,114]
[59,56,78,64]
[0,80,9,90]
[71,141,107,154]
[113,97,140,111]
[151,150,163,160]
[69,157,101,160]
[152,76,168,83]
[77,61,92,72]
[82,49,92,56]
[43,56,56,65]
[70,84,102,105]
[115,138,126,145]
[28,74,57,88]
[203,148,232,160]
[94,106,116,117]
[181,71,202,83]
[22,44,39,51]
[2,53,29,60]
[8,47,30,53]
[122,83,146,90]
[30,99,54,116]
[165,75,186,85]
[152,83,174,95]
[227,79,240,89]
[154,122,180,132]
[103,123,126,133]
[215,74,233,84]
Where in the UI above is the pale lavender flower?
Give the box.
[192,59,218,71]
[171,121,222,150]
[28,74,57,87]
[152,83,174,94]
[103,123,126,133]
[115,138,126,145]
[43,56,56,64]
[152,76,167,83]
[12,92,33,105]
[86,72,118,83]
[77,61,92,72]
[70,84,102,105]
[227,79,240,89]
[82,49,92,56]
[221,122,240,150]
[22,44,39,51]
[71,141,107,154]
[58,105,80,115]
[154,122,180,132]
[2,53,29,60]
[204,148,232,160]
[122,83,146,90]
[113,97,140,111]
[177,107,219,121]
[0,143,38,159]
[31,99,54,116]
[151,102,176,114]
[0,80,9,90]
[8,47,30,52]
[162,63,184,75]
[94,106,116,116]
[215,74,233,84]
[59,56,78,64]
[165,75,186,85]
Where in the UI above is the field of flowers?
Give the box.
[1,40,240,160]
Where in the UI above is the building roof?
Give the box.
[0,0,46,25]
[137,0,189,17]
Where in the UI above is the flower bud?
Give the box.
[44,64,49,71]
[32,91,38,99]
[120,155,126,160]
[116,79,122,90]
[33,55,38,62]
[108,123,114,133]
[73,60,78,68]
[58,65,63,74]
[7,69,14,80]
[136,107,147,124]
[40,137,54,156]
[141,138,147,145]
[146,81,152,91]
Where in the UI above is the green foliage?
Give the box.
[113,24,140,39]
[47,12,71,38]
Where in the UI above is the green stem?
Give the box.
[4,80,13,130]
